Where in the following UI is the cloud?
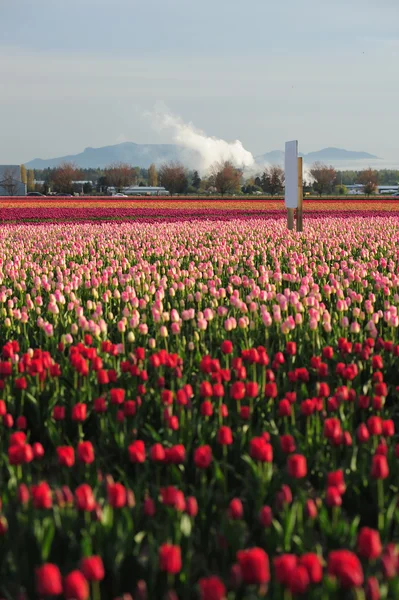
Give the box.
[146,107,255,172]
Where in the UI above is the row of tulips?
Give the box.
[1,199,399,223]
[0,217,398,598]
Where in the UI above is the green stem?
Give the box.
[377,479,385,532]
[92,581,101,600]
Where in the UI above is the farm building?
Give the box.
[108,186,169,196]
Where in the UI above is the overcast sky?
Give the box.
[0,0,398,164]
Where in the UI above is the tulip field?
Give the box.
[1,211,399,599]
[0,196,399,223]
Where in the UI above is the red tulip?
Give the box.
[32,482,52,509]
[299,553,323,583]
[159,544,182,574]
[221,340,233,354]
[150,443,166,463]
[77,441,95,464]
[327,470,346,495]
[326,486,342,507]
[128,440,146,463]
[36,563,62,596]
[259,505,273,527]
[365,577,380,600]
[185,496,198,517]
[80,556,105,582]
[165,445,186,464]
[287,454,307,479]
[194,445,212,469]
[107,483,127,508]
[217,426,233,445]
[357,528,382,560]
[249,438,273,462]
[264,382,277,398]
[63,570,89,600]
[71,403,87,422]
[57,446,75,468]
[228,498,243,520]
[237,547,270,584]
[274,554,297,584]
[230,381,246,401]
[75,484,95,512]
[280,434,296,454]
[199,576,226,600]
[371,455,389,479]
[327,550,363,588]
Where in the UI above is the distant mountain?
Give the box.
[26,143,381,170]
[255,150,285,164]
[304,147,379,162]
[26,142,200,170]
[256,147,380,166]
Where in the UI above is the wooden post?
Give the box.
[287,208,294,230]
[296,157,303,232]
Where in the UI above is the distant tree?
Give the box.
[192,170,201,191]
[335,170,357,186]
[104,163,137,192]
[27,169,35,192]
[20,165,27,185]
[303,179,313,194]
[210,161,242,196]
[334,184,348,195]
[148,163,158,187]
[37,181,50,195]
[261,165,285,195]
[199,177,214,194]
[254,176,262,188]
[158,162,188,195]
[364,182,377,196]
[241,176,262,194]
[242,183,262,194]
[0,167,20,196]
[357,168,378,196]
[97,175,109,193]
[51,163,80,194]
[377,169,399,186]
[83,182,93,194]
[309,162,336,196]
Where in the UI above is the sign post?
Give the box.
[284,141,298,230]
[287,208,295,230]
[297,157,303,232]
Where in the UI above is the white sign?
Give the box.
[285,140,298,208]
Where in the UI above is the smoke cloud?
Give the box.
[147,108,255,173]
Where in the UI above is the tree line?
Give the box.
[17,162,399,196]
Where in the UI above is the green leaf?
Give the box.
[241,455,260,479]
[349,515,361,543]
[41,521,55,562]
[213,462,225,483]
[350,447,358,472]
[26,392,38,406]
[385,494,399,536]
[81,534,93,557]
[272,519,284,538]
[284,503,297,551]
[143,424,162,442]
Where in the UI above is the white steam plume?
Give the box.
[146,108,255,173]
